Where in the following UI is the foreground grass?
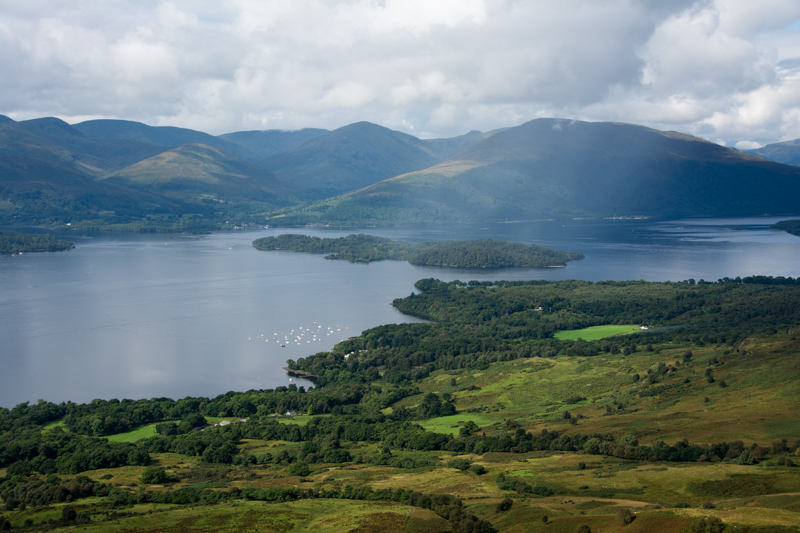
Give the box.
[31,499,452,533]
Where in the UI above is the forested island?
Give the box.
[2,277,800,532]
[772,219,800,236]
[252,233,584,268]
[0,230,74,254]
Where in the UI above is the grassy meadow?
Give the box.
[554,325,643,341]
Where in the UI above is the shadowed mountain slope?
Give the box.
[259,122,487,200]
[11,118,165,172]
[103,143,295,205]
[277,118,800,225]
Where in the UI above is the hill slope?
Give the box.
[259,122,482,200]
[10,118,164,173]
[104,143,295,205]
[278,118,800,225]
[74,119,256,161]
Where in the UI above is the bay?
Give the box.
[2,216,799,408]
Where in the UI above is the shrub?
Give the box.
[469,464,487,475]
[447,458,471,470]
[686,516,725,533]
[616,507,635,525]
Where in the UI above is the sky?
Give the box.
[3,0,800,148]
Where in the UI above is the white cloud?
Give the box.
[2,0,800,146]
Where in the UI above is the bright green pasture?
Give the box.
[554,324,642,340]
[42,419,67,432]
[106,424,160,442]
[418,413,497,436]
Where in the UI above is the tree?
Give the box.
[460,420,479,437]
[287,462,310,476]
[140,465,167,484]
[496,497,513,513]
[62,505,77,524]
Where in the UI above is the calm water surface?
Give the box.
[2,216,799,407]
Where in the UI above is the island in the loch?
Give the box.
[772,219,800,237]
[252,233,583,269]
[0,230,74,254]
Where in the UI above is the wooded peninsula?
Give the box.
[2,277,800,532]
[252,233,584,268]
[0,231,74,254]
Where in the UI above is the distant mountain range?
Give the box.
[745,139,800,166]
[279,119,800,225]
[1,113,799,229]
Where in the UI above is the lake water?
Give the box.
[2,216,799,408]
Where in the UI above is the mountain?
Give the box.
[259,122,486,200]
[277,118,800,225]
[422,129,502,160]
[0,115,15,124]
[745,139,800,166]
[73,119,256,161]
[0,120,291,226]
[102,143,295,205]
[0,148,187,223]
[218,128,329,161]
[11,118,165,172]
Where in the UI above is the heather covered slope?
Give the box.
[276,118,800,225]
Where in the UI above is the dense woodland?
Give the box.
[252,233,583,268]
[772,219,800,236]
[0,231,73,254]
[2,277,800,532]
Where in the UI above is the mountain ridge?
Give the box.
[276,118,800,225]
[2,114,799,229]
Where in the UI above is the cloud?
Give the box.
[1,0,800,146]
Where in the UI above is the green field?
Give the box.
[554,324,642,340]
[105,424,160,443]
[418,413,496,436]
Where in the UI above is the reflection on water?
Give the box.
[1,216,799,407]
